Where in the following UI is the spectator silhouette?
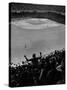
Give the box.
[46,58,62,85]
[24,53,41,66]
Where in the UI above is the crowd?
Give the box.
[9,49,65,87]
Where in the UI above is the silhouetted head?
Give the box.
[49,57,56,69]
[32,53,36,58]
[22,61,24,64]
[40,52,42,56]
[49,57,56,64]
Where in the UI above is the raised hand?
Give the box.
[24,55,26,58]
[24,55,28,61]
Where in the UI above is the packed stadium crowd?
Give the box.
[9,49,65,87]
